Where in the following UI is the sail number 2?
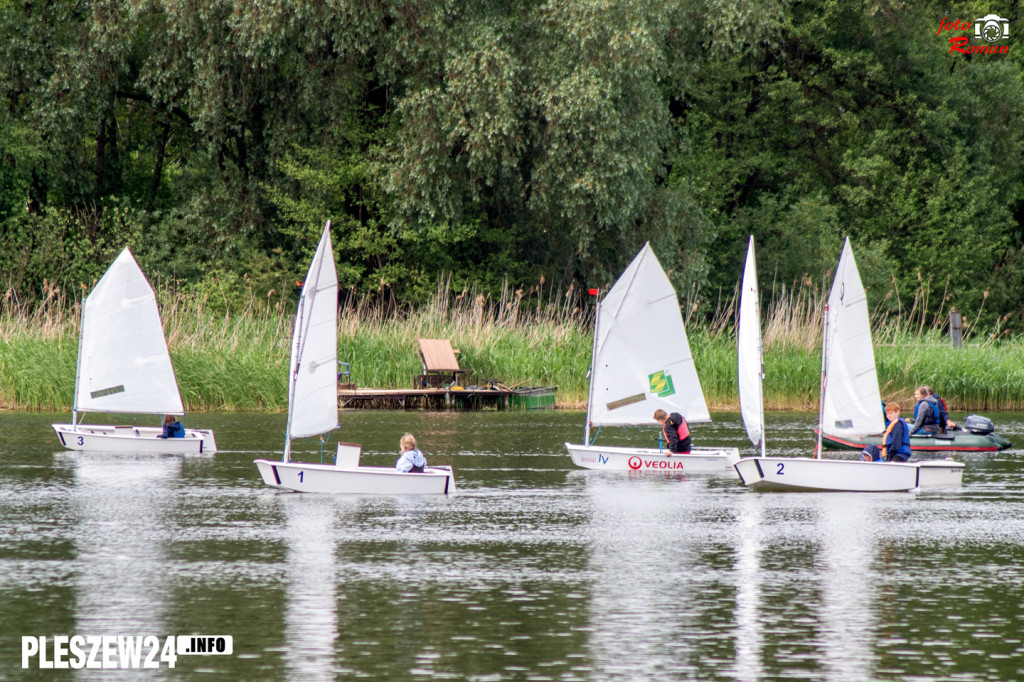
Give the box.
[776,463,784,475]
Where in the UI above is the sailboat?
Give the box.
[51,249,216,453]
[733,239,963,491]
[564,244,739,472]
[738,236,765,456]
[254,222,456,494]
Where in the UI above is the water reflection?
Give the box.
[280,494,340,679]
[0,410,1022,681]
[582,473,711,678]
[731,492,763,680]
[581,472,897,681]
[815,494,878,681]
[59,452,179,677]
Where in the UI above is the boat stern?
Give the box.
[916,459,965,488]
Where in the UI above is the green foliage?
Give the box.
[3,0,1024,333]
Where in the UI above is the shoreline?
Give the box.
[5,300,1024,413]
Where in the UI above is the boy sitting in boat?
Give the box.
[881,403,912,462]
[396,433,427,473]
[654,409,691,454]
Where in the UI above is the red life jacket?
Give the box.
[664,415,689,442]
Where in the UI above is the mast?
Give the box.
[757,335,766,458]
[584,290,601,445]
[282,287,307,464]
[816,299,829,460]
[71,293,87,427]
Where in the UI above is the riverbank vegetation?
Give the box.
[3,281,1022,413]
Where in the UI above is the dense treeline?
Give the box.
[2,0,1023,329]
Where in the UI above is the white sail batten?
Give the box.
[820,238,884,438]
[74,249,184,416]
[287,223,339,441]
[588,243,710,427]
[738,236,765,451]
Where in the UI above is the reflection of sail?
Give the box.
[66,454,179,673]
[282,495,339,679]
[731,493,764,679]
[816,494,875,680]
[582,475,704,676]
[730,493,878,680]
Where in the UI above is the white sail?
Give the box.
[737,236,765,451]
[588,243,710,427]
[287,222,339,442]
[820,239,884,438]
[74,249,184,415]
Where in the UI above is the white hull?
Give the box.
[53,423,216,454]
[733,456,963,492]
[254,459,457,495]
[565,442,740,473]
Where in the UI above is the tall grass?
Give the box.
[2,277,1022,412]
[689,282,1024,412]
[336,277,593,406]
[0,276,593,411]
[0,280,292,411]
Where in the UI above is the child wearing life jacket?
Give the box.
[882,403,913,462]
[653,409,691,454]
[157,414,185,439]
[395,433,427,473]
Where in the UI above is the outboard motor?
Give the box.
[964,414,995,435]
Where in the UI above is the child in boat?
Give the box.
[653,409,691,454]
[395,433,427,473]
[881,403,912,462]
[157,414,185,439]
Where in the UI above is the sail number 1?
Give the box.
[298,471,304,482]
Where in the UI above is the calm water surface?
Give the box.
[1,410,1023,680]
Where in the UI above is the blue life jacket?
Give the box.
[886,417,912,456]
[931,394,950,430]
[915,397,944,429]
[923,396,947,430]
[160,421,185,438]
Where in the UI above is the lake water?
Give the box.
[1,410,1023,680]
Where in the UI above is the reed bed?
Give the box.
[688,283,1024,412]
[2,277,1022,413]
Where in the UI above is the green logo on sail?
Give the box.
[649,371,675,397]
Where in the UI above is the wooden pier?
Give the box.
[338,385,556,410]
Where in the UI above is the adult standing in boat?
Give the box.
[395,433,427,473]
[654,409,691,454]
[881,403,912,462]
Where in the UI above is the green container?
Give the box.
[509,386,558,410]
